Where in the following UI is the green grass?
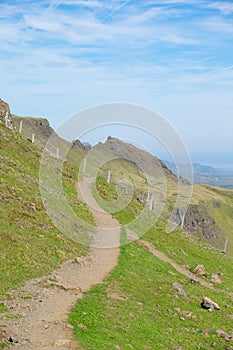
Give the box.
[95,176,233,293]
[95,156,233,255]
[0,123,95,347]
[144,225,233,293]
[70,228,233,350]
[69,172,233,349]
[0,124,94,301]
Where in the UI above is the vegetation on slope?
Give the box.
[94,151,233,254]
[0,123,94,302]
[70,228,233,350]
[70,169,233,349]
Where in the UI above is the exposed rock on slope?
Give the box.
[12,115,54,146]
[72,139,91,151]
[0,98,14,130]
[184,204,220,240]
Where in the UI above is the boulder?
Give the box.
[194,264,207,277]
[201,297,220,311]
[211,273,222,285]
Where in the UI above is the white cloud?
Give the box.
[200,16,233,35]
[0,0,232,154]
[55,0,103,7]
[207,1,233,15]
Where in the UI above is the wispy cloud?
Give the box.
[207,1,233,15]
[0,0,233,151]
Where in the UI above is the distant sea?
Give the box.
[190,152,233,173]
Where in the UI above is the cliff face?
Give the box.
[0,98,14,130]
[184,205,220,239]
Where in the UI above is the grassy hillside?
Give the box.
[94,175,233,290]
[192,185,233,252]
[2,112,233,349]
[91,140,233,255]
[0,122,94,302]
[70,177,233,349]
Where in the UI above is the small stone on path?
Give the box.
[53,339,71,346]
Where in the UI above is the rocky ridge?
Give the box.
[0,98,14,130]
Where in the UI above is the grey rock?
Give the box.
[173,283,187,298]
[216,330,233,341]
[201,297,220,311]
[211,273,222,285]
[0,98,14,130]
[194,264,207,277]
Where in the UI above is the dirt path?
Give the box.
[136,238,215,289]
[125,228,215,290]
[3,176,230,349]
[2,177,120,349]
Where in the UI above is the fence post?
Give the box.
[107,170,111,184]
[149,195,154,211]
[5,112,8,128]
[19,120,23,134]
[31,133,35,143]
[223,237,229,254]
[83,158,87,173]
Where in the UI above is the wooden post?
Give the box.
[223,237,229,254]
[149,195,154,211]
[19,120,23,134]
[5,112,8,128]
[107,170,111,184]
[83,158,87,173]
[177,208,185,229]
[181,215,185,229]
[56,148,59,158]
[31,133,35,144]
[146,193,150,208]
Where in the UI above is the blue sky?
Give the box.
[1,0,233,159]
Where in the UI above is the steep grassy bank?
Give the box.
[0,123,94,302]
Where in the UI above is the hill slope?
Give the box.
[90,137,233,254]
[1,99,233,349]
[0,119,94,301]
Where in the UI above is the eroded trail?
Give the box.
[2,177,120,349]
[137,238,214,289]
[3,177,230,349]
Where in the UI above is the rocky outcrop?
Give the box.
[71,139,91,151]
[173,204,220,240]
[12,116,53,139]
[0,98,14,130]
[33,119,53,138]
[184,205,219,239]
